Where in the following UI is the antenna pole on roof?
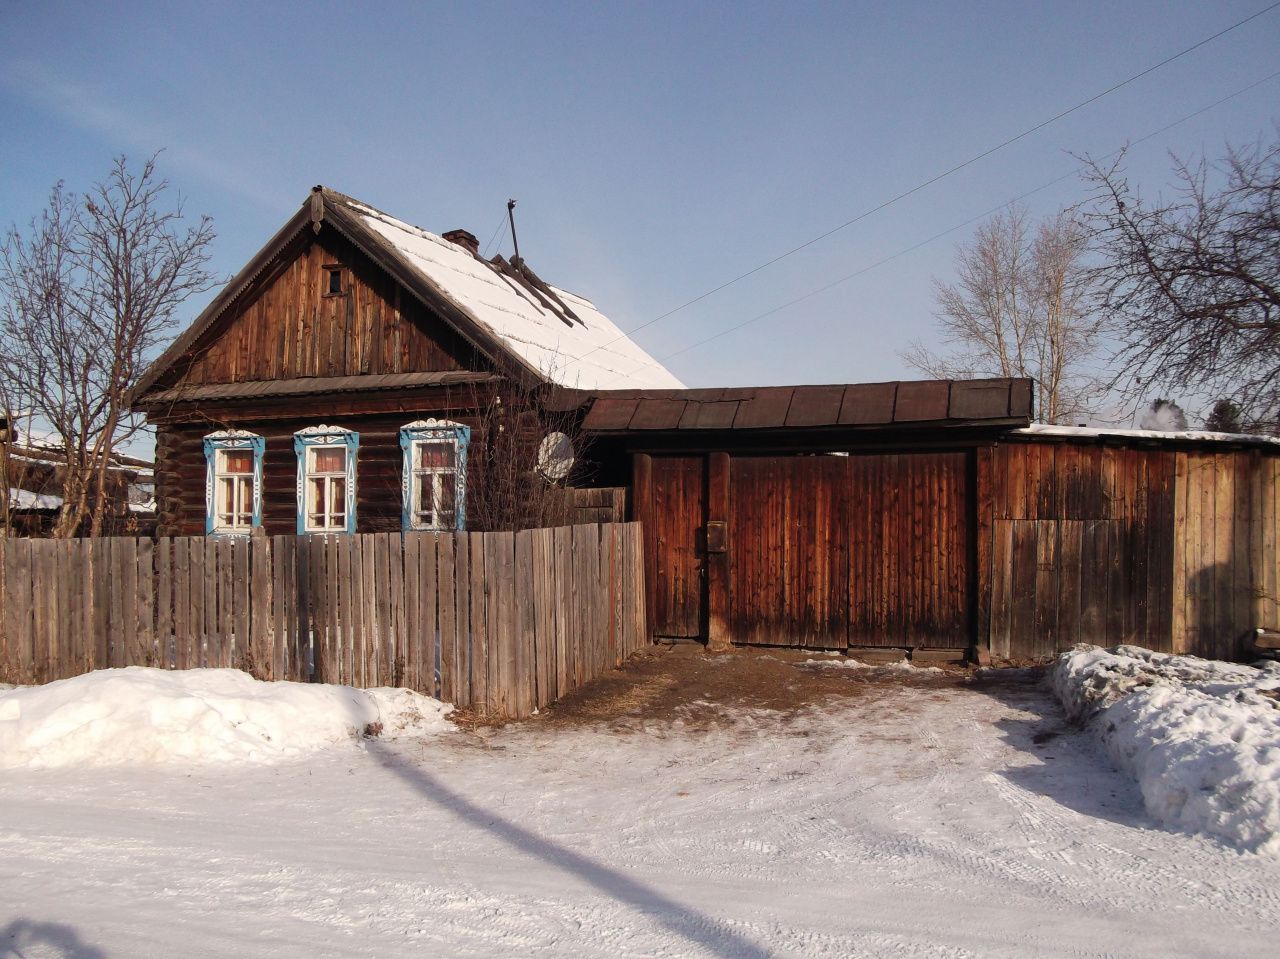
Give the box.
[507,199,521,264]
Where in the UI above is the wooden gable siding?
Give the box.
[165,229,479,388]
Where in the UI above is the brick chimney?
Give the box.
[442,229,480,256]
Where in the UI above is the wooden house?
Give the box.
[133,188,1280,666]
[130,186,681,540]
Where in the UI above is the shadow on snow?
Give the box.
[1,919,107,959]
[365,740,773,959]
[963,671,1151,833]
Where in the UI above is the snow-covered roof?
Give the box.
[1016,423,1280,448]
[132,187,685,401]
[344,198,683,390]
[7,488,62,509]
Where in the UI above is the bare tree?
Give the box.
[1082,135,1280,431]
[902,205,1102,424]
[461,379,592,533]
[0,155,214,536]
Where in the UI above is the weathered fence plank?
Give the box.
[468,532,488,710]
[438,532,458,705]
[513,531,535,717]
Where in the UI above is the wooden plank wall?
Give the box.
[987,440,1276,662]
[728,456,850,648]
[0,523,646,719]
[989,442,1175,659]
[636,456,706,639]
[1171,450,1277,659]
[845,452,969,648]
[167,230,475,387]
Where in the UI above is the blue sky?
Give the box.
[2,1,1278,412]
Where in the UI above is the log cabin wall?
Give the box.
[154,404,485,537]
[984,438,1280,662]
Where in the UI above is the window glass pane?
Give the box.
[416,473,434,519]
[218,477,234,517]
[312,447,346,472]
[417,441,455,469]
[236,477,253,525]
[221,450,254,474]
[309,477,325,526]
[438,473,456,525]
[439,472,456,510]
[330,477,346,516]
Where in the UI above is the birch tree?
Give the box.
[902,205,1103,424]
[0,155,214,536]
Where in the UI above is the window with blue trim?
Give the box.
[294,426,358,534]
[203,430,265,535]
[400,420,469,531]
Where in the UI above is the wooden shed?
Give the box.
[560,384,1280,663]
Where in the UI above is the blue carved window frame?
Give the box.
[294,426,359,535]
[400,419,470,532]
[203,430,265,536]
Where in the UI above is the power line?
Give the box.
[481,209,508,258]
[626,68,1280,373]
[565,1,1279,371]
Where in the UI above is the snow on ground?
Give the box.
[0,667,451,769]
[801,654,944,674]
[1052,645,1280,854]
[3,668,1279,958]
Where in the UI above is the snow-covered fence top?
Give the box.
[0,523,647,719]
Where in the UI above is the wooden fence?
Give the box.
[0,523,647,719]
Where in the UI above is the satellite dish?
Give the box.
[537,432,575,482]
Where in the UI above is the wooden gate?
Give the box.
[846,452,971,647]
[715,451,972,649]
[728,456,850,647]
[637,455,706,639]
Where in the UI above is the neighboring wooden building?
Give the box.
[0,427,155,537]
[560,382,1279,663]
[133,188,1279,666]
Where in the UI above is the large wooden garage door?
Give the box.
[728,457,850,648]
[727,452,970,649]
[846,452,971,647]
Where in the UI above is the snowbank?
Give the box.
[0,667,452,769]
[1052,645,1280,853]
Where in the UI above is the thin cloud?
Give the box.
[3,59,288,211]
